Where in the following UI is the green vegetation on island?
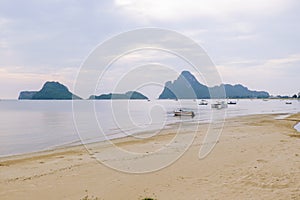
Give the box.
[159,71,270,99]
[18,81,81,100]
[89,91,148,100]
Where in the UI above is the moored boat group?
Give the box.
[173,99,238,117]
[173,98,296,117]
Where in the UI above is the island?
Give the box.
[159,71,270,99]
[210,84,269,99]
[89,91,148,100]
[18,81,82,100]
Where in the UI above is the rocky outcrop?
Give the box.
[159,71,270,99]
[19,81,81,100]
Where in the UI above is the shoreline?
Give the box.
[1,113,299,199]
[1,99,299,159]
[0,113,300,161]
[1,112,299,163]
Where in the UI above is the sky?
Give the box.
[0,0,299,99]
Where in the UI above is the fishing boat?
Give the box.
[227,101,237,105]
[211,101,228,109]
[199,100,208,105]
[174,109,195,117]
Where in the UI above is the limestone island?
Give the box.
[159,71,270,99]
[18,81,82,100]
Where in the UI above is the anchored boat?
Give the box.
[199,100,208,105]
[211,101,228,109]
[228,101,237,105]
[174,109,195,117]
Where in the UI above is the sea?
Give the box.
[0,99,299,157]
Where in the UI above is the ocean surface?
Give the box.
[295,122,300,132]
[0,99,299,157]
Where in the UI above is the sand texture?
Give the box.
[0,113,300,200]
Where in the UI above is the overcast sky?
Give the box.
[0,0,299,99]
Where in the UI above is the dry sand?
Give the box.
[0,113,300,200]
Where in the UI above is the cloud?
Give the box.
[217,54,300,95]
[0,1,132,68]
[114,0,294,22]
[0,66,78,98]
[0,0,299,98]
[0,17,11,28]
[263,54,300,67]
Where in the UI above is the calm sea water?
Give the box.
[295,122,300,132]
[0,99,299,157]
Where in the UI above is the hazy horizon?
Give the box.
[0,0,299,99]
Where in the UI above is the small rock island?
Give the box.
[89,91,148,100]
[18,81,81,100]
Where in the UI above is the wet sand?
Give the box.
[0,113,299,200]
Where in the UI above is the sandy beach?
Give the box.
[0,113,300,200]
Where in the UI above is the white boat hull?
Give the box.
[211,101,228,109]
[174,111,195,117]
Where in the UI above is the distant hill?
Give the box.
[89,91,148,100]
[159,71,270,99]
[18,81,82,100]
[211,84,269,98]
[159,71,210,99]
